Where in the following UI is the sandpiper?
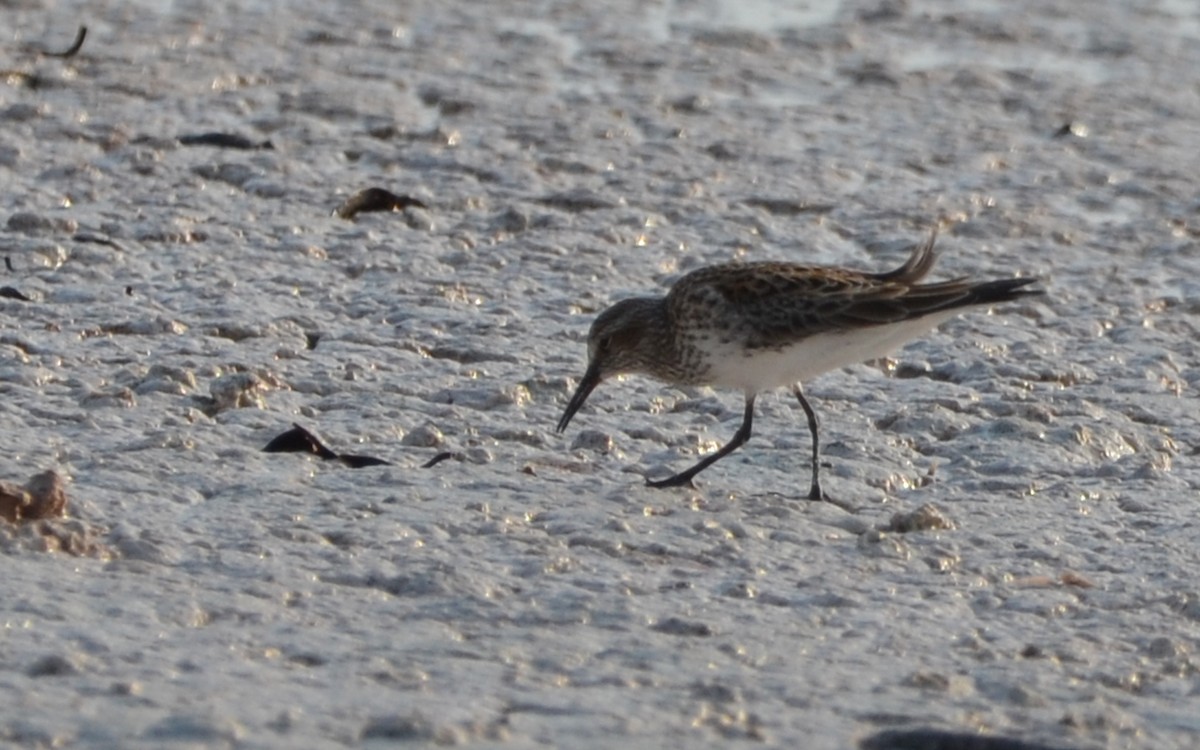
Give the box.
[557,226,1042,498]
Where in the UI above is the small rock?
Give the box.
[27,654,78,677]
[7,212,77,235]
[401,423,443,448]
[0,470,67,523]
[884,503,955,533]
[651,617,713,637]
[570,429,613,453]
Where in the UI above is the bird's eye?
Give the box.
[597,335,613,353]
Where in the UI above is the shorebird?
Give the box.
[557,227,1042,498]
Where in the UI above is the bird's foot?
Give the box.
[810,489,857,514]
[645,474,698,489]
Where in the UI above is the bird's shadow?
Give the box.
[754,490,860,515]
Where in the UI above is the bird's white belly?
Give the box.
[701,312,959,391]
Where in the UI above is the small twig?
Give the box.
[421,451,456,469]
[42,26,87,59]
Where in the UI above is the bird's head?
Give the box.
[556,297,664,433]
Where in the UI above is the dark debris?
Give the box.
[262,423,412,470]
[334,187,428,220]
[178,132,275,150]
[859,728,1084,750]
[263,424,339,460]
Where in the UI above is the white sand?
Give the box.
[2,0,1198,747]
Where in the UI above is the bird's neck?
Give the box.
[635,297,701,384]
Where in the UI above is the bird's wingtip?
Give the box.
[874,223,939,284]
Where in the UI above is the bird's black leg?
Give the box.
[792,384,824,501]
[646,395,755,488]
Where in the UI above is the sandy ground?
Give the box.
[2,0,1199,748]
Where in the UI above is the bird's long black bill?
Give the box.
[557,364,601,433]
